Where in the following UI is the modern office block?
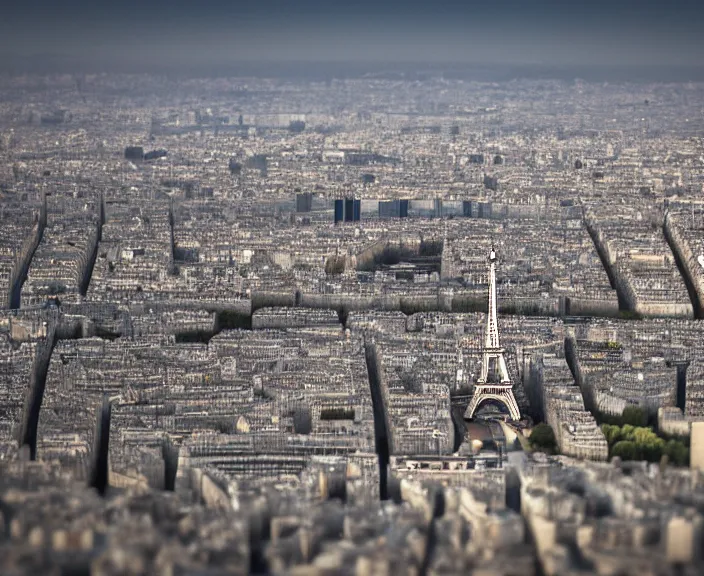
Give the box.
[334,199,344,224]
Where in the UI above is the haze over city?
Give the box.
[1,0,704,77]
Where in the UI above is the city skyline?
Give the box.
[2,7,704,570]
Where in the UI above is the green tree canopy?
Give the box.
[601,424,621,445]
[325,256,346,276]
[622,405,647,427]
[611,440,637,461]
[664,439,689,467]
[601,423,688,465]
[530,423,557,454]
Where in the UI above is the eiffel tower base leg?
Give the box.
[465,385,521,421]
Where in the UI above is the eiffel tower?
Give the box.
[465,247,521,421]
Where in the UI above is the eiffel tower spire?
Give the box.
[465,246,520,421]
[484,246,501,351]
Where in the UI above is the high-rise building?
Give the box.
[334,199,344,224]
[379,200,399,218]
[379,199,409,219]
[478,202,492,219]
[399,199,409,218]
[296,193,313,213]
[335,198,361,224]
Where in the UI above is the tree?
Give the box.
[611,440,637,461]
[397,369,423,394]
[601,424,621,446]
[450,125,460,136]
[530,423,557,454]
[663,439,689,467]
[325,256,346,276]
[631,426,657,445]
[640,436,664,462]
[602,422,689,466]
[622,405,647,427]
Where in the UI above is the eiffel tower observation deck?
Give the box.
[465,247,521,421]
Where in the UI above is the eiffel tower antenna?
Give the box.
[465,246,521,421]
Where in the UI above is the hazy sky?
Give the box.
[1,0,703,70]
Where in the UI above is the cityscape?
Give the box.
[1,23,704,575]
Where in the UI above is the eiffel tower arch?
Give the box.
[465,247,521,422]
[466,384,521,421]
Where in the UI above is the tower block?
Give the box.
[465,248,521,421]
